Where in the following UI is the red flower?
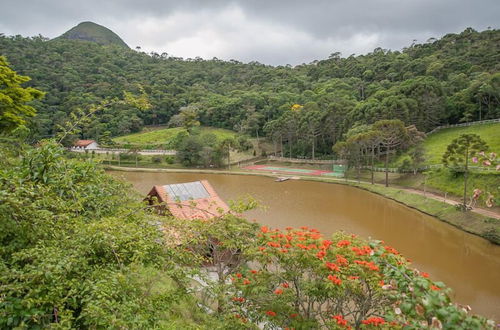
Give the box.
[250,270,258,274]
[327,274,342,285]
[266,310,277,317]
[281,282,290,288]
[421,272,429,278]
[243,279,251,285]
[236,273,242,278]
[336,240,351,248]
[267,241,281,248]
[430,285,441,291]
[322,240,332,248]
[307,244,318,250]
[351,246,373,256]
[332,315,348,326]
[309,233,322,240]
[290,313,298,318]
[280,248,289,253]
[261,226,269,233]
[258,247,266,251]
[296,243,307,249]
[348,276,359,280]
[384,245,399,255]
[316,250,326,259]
[274,288,283,295]
[362,317,385,326]
[285,227,293,231]
[232,297,245,302]
[336,254,348,266]
[300,226,309,230]
[285,235,293,241]
[325,262,339,272]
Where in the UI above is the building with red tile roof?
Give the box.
[146,180,230,220]
[73,139,99,149]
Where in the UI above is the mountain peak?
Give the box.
[57,21,129,48]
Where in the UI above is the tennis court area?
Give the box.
[244,164,345,177]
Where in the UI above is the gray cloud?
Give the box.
[1,0,498,65]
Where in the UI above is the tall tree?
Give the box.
[0,56,44,132]
[373,120,408,187]
[442,134,488,209]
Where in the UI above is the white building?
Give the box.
[73,140,99,150]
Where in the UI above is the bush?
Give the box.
[152,156,162,163]
[165,156,175,164]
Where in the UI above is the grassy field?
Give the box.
[113,126,237,148]
[422,123,500,164]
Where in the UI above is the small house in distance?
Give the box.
[73,139,99,150]
[146,180,230,219]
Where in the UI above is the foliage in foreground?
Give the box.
[0,141,209,328]
[0,141,496,328]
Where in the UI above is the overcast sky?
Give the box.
[1,0,499,65]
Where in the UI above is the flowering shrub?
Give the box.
[225,226,494,329]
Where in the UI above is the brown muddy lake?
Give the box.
[108,170,500,320]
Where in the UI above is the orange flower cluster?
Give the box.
[384,245,400,255]
[327,274,342,285]
[332,314,348,326]
[354,260,379,271]
[351,245,373,256]
[325,262,340,272]
[232,296,245,302]
[336,254,348,266]
[336,240,351,248]
[362,317,385,326]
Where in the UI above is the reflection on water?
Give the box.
[109,171,500,320]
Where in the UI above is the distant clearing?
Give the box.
[113,126,237,147]
[423,123,500,164]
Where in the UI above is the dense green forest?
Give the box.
[0,27,499,158]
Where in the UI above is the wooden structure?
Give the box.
[146,180,230,219]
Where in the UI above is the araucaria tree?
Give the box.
[0,56,44,132]
[442,133,488,209]
[373,120,409,187]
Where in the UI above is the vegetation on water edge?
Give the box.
[0,141,496,328]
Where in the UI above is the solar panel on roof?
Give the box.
[163,181,210,201]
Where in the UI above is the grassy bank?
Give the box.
[104,165,500,244]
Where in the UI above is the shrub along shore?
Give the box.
[104,165,499,245]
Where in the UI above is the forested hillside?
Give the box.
[0,27,498,157]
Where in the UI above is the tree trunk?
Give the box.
[385,148,389,187]
[463,146,468,208]
[312,137,315,160]
[371,147,375,185]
